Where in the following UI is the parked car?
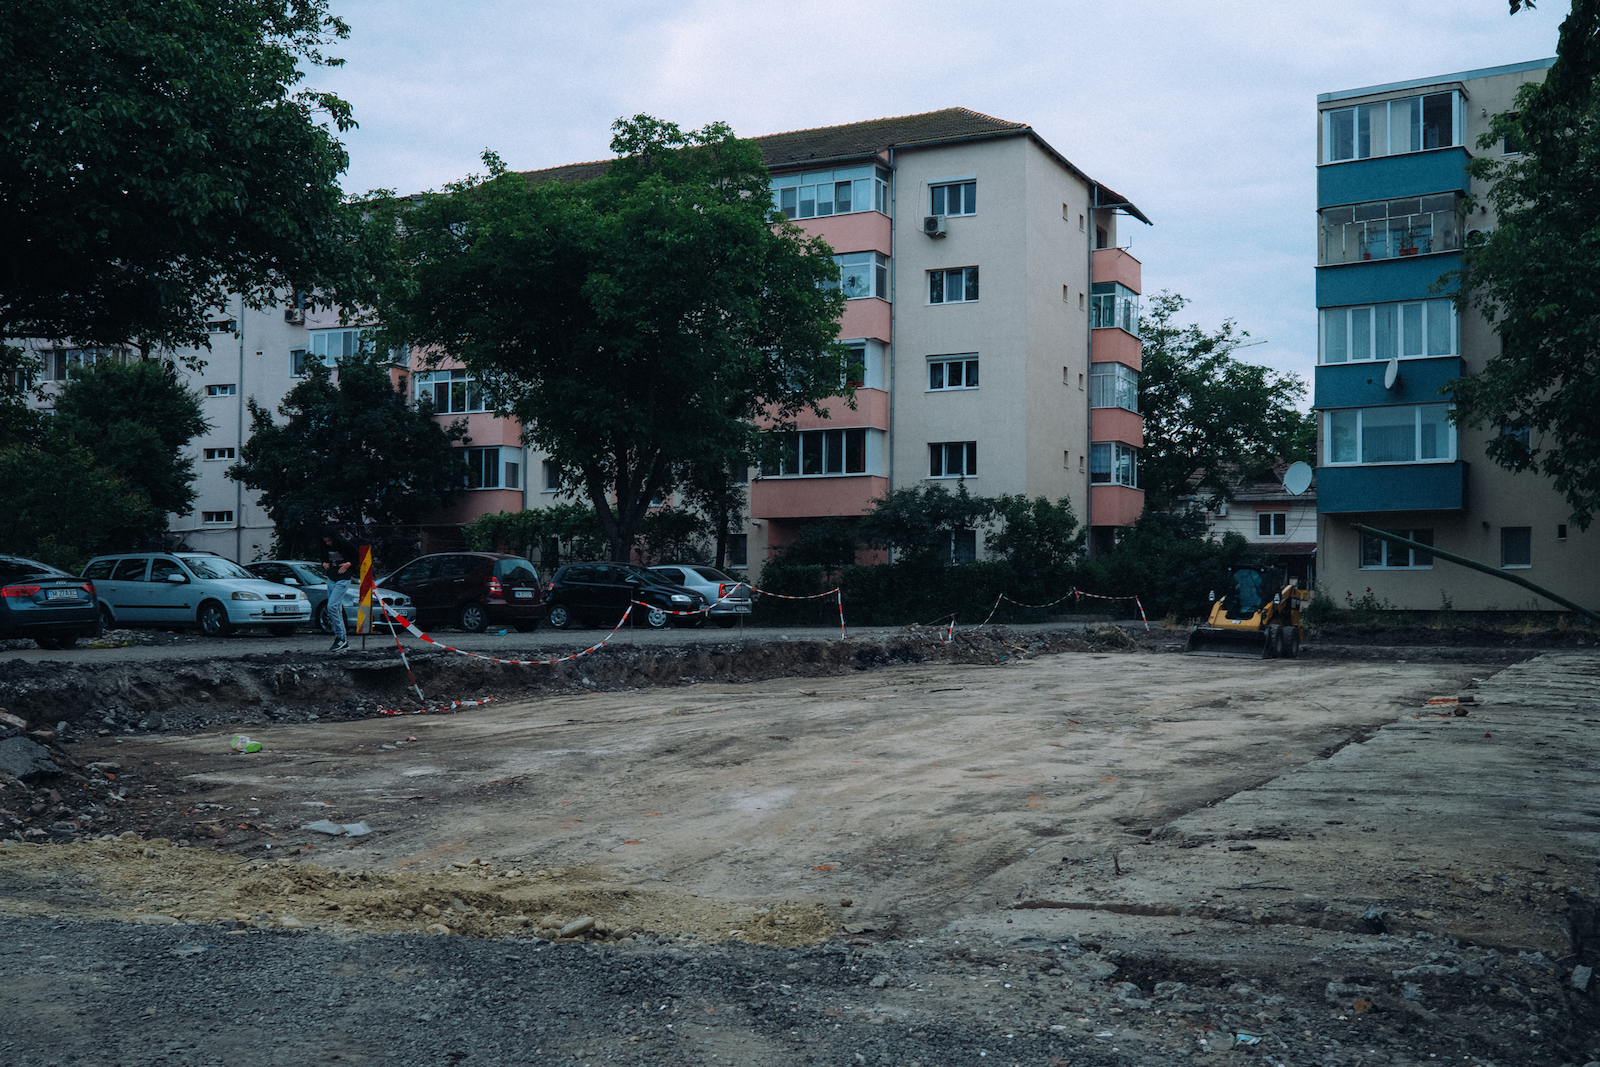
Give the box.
[0,555,101,649]
[544,563,709,630]
[647,564,753,627]
[243,560,416,634]
[81,552,312,636]
[377,552,543,633]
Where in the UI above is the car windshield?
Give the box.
[183,557,254,581]
[0,558,65,581]
[622,566,658,583]
[289,563,324,585]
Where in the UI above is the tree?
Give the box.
[856,482,995,563]
[0,436,158,571]
[357,117,848,562]
[1447,0,1600,527]
[1138,293,1313,510]
[1,0,358,354]
[52,359,209,528]
[986,494,1083,586]
[229,357,467,564]
[464,503,610,569]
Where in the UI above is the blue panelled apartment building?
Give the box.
[1313,59,1600,613]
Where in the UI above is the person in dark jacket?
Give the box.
[318,525,360,651]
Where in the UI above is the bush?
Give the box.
[1092,509,1272,620]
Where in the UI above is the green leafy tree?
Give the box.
[1,0,357,354]
[464,504,610,570]
[856,482,995,563]
[356,117,847,562]
[229,358,467,564]
[1138,293,1313,510]
[52,359,209,528]
[986,495,1083,586]
[1448,0,1600,526]
[0,437,158,570]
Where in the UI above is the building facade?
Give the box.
[1313,59,1599,612]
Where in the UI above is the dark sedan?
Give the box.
[0,555,100,649]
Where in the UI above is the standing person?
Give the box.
[319,525,360,651]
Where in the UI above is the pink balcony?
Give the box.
[1092,247,1142,294]
[430,489,527,527]
[751,475,888,520]
[1091,484,1145,528]
[789,390,888,432]
[792,212,892,258]
[1091,407,1143,448]
[840,299,891,344]
[1091,328,1142,371]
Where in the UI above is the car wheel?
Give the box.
[99,604,115,629]
[267,624,297,637]
[514,620,539,633]
[645,606,671,629]
[458,602,489,633]
[197,600,234,637]
[546,604,572,630]
[34,635,77,650]
[314,602,333,634]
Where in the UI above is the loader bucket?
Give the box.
[1183,626,1274,658]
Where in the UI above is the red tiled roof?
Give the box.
[518,108,1148,223]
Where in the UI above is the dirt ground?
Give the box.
[0,632,1597,1065]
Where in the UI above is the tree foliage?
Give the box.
[52,359,209,523]
[1138,293,1313,510]
[463,504,610,569]
[356,117,848,562]
[0,437,158,571]
[1,0,358,353]
[1449,0,1600,527]
[229,358,467,563]
[855,482,997,563]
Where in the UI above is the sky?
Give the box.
[309,0,1566,403]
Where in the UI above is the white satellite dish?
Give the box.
[1283,461,1313,496]
[1383,357,1400,390]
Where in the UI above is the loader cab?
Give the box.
[1225,566,1267,619]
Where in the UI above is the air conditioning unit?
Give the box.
[922,214,948,237]
[284,308,305,325]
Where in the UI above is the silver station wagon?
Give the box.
[82,552,312,636]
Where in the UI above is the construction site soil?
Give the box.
[0,627,1596,1066]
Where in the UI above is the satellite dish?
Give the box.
[1283,461,1313,496]
[1383,357,1400,390]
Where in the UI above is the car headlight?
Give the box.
[231,591,264,601]
[670,594,691,603]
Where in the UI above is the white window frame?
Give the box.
[1257,511,1288,537]
[416,368,487,413]
[1323,91,1459,164]
[202,447,235,462]
[1320,299,1458,364]
[1088,362,1139,411]
[929,267,979,305]
[929,178,976,217]
[1500,526,1532,569]
[834,253,889,301]
[928,440,977,479]
[771,165,891,220]
[762,428,875,478]
[1323,404,1457,466]
[205,383,237,397]
[462,446,516,490]
[201,510,235,524]
[1360,527,1433,570]
[1090,442,1138,488]
[1089,283,1140,336]
[927,354,979,391]
[542,460,561,493]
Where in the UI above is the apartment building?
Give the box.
[524,109,1151,574]
[1313,59,1599,611]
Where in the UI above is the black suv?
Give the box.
[378,552,543,633]
[544,563,708,629]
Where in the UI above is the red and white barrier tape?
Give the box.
[379,603,637,665]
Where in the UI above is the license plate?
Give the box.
[733,604,752,613]
[46,589,77,600]
[272,604,300,614]
[513,589,534,599]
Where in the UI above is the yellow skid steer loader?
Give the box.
[1183,567,1306,659]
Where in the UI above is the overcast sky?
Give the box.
[311,0,1565,401]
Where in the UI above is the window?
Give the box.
[948,529,977,563]
[416,368,486,413]
[1319,194,1461,265]
[761,428,871,477]
[1258,512,1287,537]
[1324,91,1457,163]
[293,328,387,375]
[289,349,311,376]
[1325,404,1455,464]
[542,460,560,492]
[1558,524,1568,540]
[1088,363,1139,411]
[208,320,236,334]
[37,348,129,382]
[1501,527,1532,568]
[205,383,237,397]
[833,253,889,300]
[1360,528,1433,569]
[504,459,520,490]
[1503,117,1523,155]
[840,339,885,389]
[930,180,976,217]
[1090,442,1138,487]
[1090,282,1140,335]
[929,267,979,304]
[728,534,748,568]
[771,165,890,220]
[202,447,235,461]
[928,441,977,478]
[463,447,504,489]
[1321,299,1457,363]
[201,511,234,524]
[928,355,979,390]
